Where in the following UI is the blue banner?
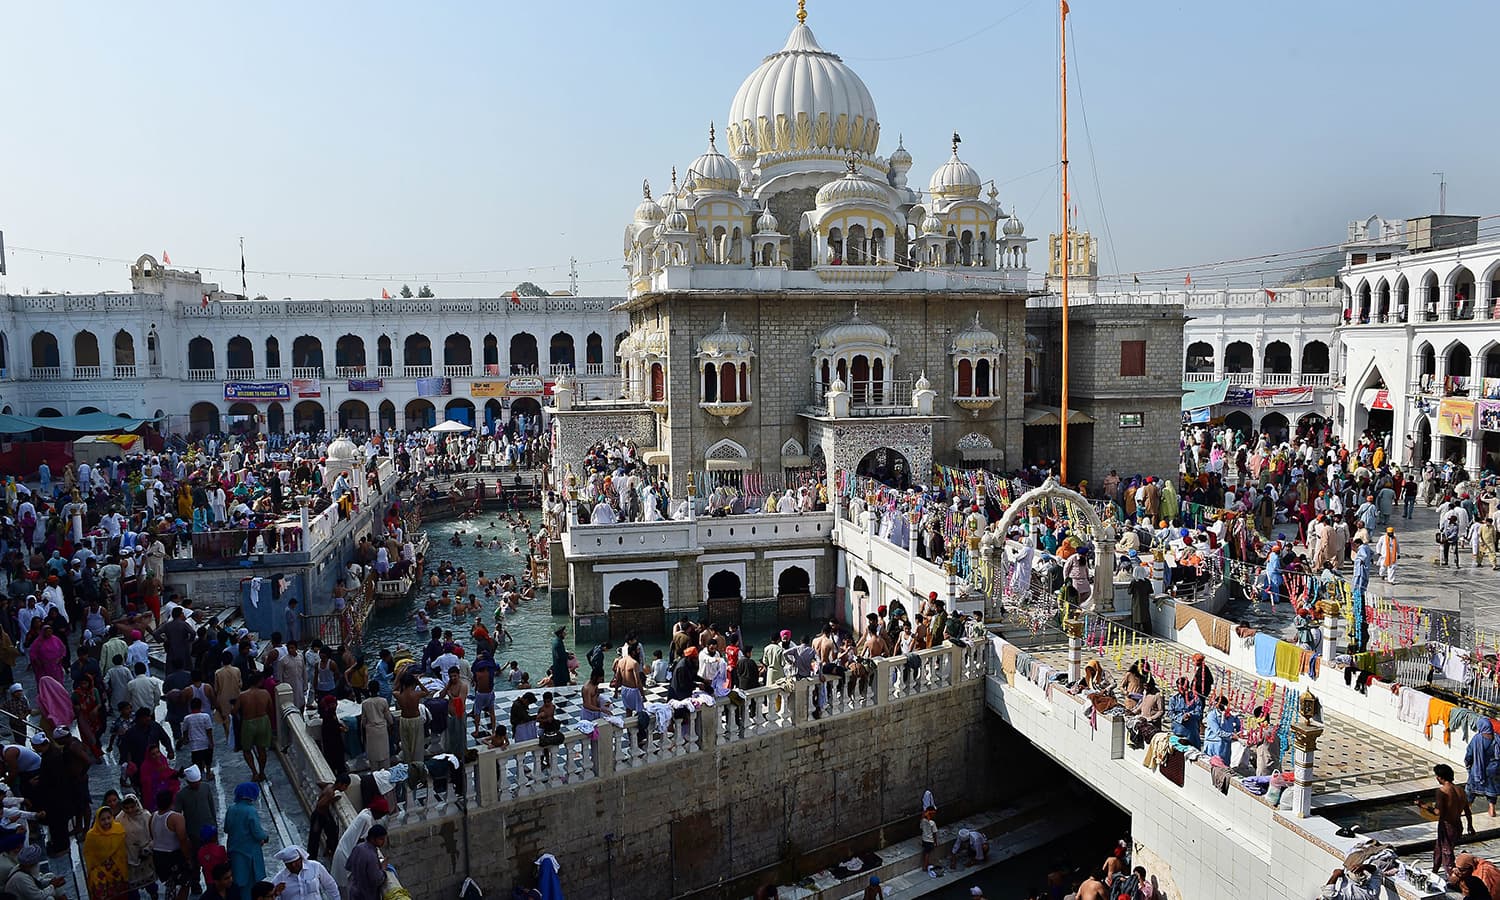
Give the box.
[223,381,290,402]
[347,378,384,392]
[415,376,452,397]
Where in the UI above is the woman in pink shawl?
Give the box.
[139,746,179,808]
[37,676,74,731]
[28,625,66,687]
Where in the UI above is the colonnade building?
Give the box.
[0,255,625,435]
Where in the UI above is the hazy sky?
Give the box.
[2,1,1495,298]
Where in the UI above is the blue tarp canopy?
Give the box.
[0,412,153,435]
[1181,380,1229,411]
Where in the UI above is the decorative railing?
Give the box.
[548,363,575,376]
[29,366,61,381]
[442,364,472,378]
[290,366,323,379]
[73,365,101,379]
[186,368,217,382]
[226,367,255,381]
[403,365,433,378]
[376,366,394,378]
[335,365,367,378]
[391,641,986,825]
[113,365,137,379]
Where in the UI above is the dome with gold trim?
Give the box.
[1003,214,1025,236]
[815,167,892,208]
[726,5,880,161]
[687,125,741,193]
[633,181,665,224]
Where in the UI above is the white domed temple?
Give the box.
[554,3,1033,640]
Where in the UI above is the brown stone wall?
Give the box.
[385,677,1004,900]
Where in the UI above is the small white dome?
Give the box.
[1003,215,1025,236]
[634,180,665,224]
[914,372,932,391]
[756,208,780,233]
[929,147,982,201]
[326,436,359,463]
[951,313,1001,355]
[698,314,753,357]
[688,125,741,193]
[817,305,894,350]
[921,213,945,236]
[888,134,912,171]
[665,209,690,232]
[816,168,892,208]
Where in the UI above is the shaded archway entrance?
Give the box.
[608,578,665,639]
[339,399,370,433]
[1259,411,1289,445]
[855,447,911,490]
[1224,411,1253,441]
[226,402,259,435]
[509,396,542,433]
[776,565,812,621]
[1352,366,1392,443]
[707,570,741,600]
[189,402,220,437]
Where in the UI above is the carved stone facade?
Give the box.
[806,417,934,488]
[551,408,657,478]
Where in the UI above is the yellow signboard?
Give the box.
[469,380,506,398]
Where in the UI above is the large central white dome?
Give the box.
[726,21,880,162]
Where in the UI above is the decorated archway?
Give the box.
[993,477,1116,611]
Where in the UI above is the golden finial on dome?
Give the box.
[670,166,678,192]
[709,122,716,148]
[845,154,858,174]
[642,179,652,200]
[797,0,807,25]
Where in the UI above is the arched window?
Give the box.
[403,334,432,368]
[851,355,870,403]
[377,335,393,370]
[187,337,215,372]
[264,336,281,370]
[586,333,603,368]
[871,358,884,404]
[336,335,366,373]
[871,228,885,264]
[227,336,254,371]
[74,331,100,369]
[975,358,991,397]
[848,224,866,265]
[959,230,974,266]
[828,227,843,264]
[30,332,59,371]
[509,333,537,374]
[650,362,665,402]
[548,332,575,372]
[483,334,499,374]
[147,329,160,368]
[957,358,973,397]
[703,362,718,403]
[719,362,737,402]
[291,335,324,373]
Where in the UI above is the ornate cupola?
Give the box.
[696,314,755,423]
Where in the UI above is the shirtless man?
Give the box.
[236,673,273,782]
[396,673,429,784]
[612,647,645,715]
[1074,873,1109,900]
[1426,763,1473,873]
[812,623,837,666]
[470,651,498,736]
[1100,846,1126,883]
[580,671,610,720]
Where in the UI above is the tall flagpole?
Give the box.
[1059,0,1071,484]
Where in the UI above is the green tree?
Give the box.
[513,281,548,297]
[417,285,434,298]
[399,284,413,298]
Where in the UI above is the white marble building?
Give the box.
[1180,286,1343,441]
[0,255,626,435]
[1335,224,1500,474]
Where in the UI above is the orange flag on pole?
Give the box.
[382,288,391,299]
[1184,273,1192,286]
[1061,0,1069,15]
[1264,289,1278,302]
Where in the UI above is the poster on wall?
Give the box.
[223,382,290,402]
[505,375,546,396]
[470,381,506,397]
[415,376,452,397]
[1223,387,1254,407]
[1483,377,1500,400]
[347,379,383,392]
[1437,398,1476,438]
[1253,386,1314,407]
[291,378,321,399]
[1479,400,1500,433]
